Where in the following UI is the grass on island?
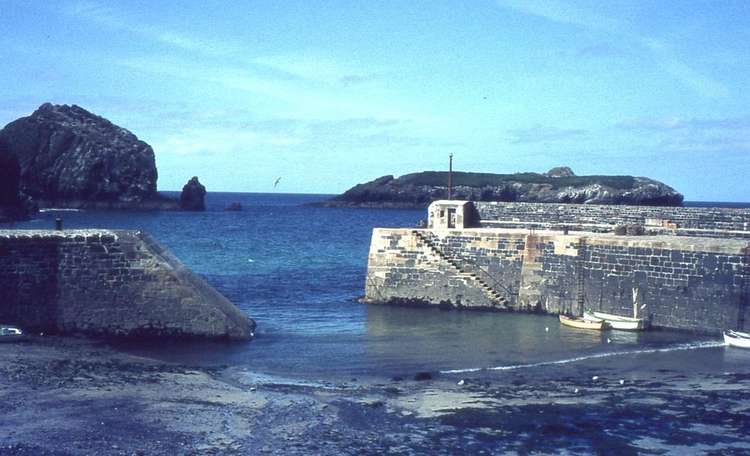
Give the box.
[395,172,638,190]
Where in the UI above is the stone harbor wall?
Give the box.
[0,230,255,339]
[475,202,750,238]
[365,228,750,334]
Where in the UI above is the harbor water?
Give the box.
[15,193,750,382]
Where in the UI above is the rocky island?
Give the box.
[324,167,683,208]
[0,103,179,210]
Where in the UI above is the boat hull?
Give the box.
[588,311,648,331]
[559,315,604,330]
[0,335,26,343]
[724,330,750,349]
[0,325,26,342]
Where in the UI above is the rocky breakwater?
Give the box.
[0,229,255,340]
[0,103,178,209]
[324,167,683,208]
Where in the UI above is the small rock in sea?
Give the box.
[414,372,433,381]
[179,176,206,211]
[225,202,242,211]
[592,376,599,381]
[391,375,404,382]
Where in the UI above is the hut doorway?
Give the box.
[447,208,457,228]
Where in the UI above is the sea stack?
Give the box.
[0,103,177,209]
[180,176,206,211]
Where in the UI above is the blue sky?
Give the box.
[1,0,748,201]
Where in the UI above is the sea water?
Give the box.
[12,193,750,381]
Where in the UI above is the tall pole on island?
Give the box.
[448,153,453,200]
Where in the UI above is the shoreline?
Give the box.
[3,335,750,454]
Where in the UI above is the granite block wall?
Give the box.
[476,202,750,238]
[0,230,255,339]
[365,228,516,310]
[366,228,750,334]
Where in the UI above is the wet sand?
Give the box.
[2,336,750,455]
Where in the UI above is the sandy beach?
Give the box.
[2,335,750,455]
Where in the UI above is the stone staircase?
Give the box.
[412,230,509,308]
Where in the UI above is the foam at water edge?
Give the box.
[239,371,340,389]
[39,208,84,212]
[441,340,725,374]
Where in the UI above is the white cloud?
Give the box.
[151,127,304,157]
[252,52,374,85]
[616,115,750,155]
[63,1,240,57]
[659,60,729,99]
[62,1,444,129]
[497,1,730,99]
[617,116,750,132]
[496,0,620,31]
[507,124,587,144]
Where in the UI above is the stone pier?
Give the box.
[0,229,255,339]
[366,226,749,334]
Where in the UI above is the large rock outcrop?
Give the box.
[179,176,206,211]
[325,167,684,208]
[0,140,33,222]
[0,103,177,209]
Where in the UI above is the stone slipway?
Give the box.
[0,229,254,339]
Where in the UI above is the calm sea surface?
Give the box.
[13,193,750,381]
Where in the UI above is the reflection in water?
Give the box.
[362,305,722,377]
[362,305,689,375]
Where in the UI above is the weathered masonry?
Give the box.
[475,201,750,238]
[365,202,750,334]
[0,230,255,339]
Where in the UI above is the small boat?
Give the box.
[586,311,648,331]
[0,325,25,342]
[582,311,604,323]
[559,314,604,331]
[724,330,750,349]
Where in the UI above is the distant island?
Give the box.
[323,166,684,208]
[0,103,207,219]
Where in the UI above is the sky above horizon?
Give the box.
[1,1,748,201]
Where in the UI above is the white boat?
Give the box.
[585,311,648,331]
[582,311,603,323]
[0,325,25,342]
[724,330,750,349]
[559,314,604,331]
